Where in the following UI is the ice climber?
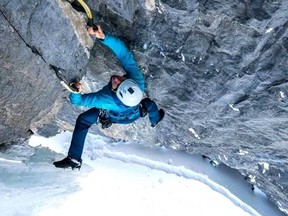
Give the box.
[53,24,165,169]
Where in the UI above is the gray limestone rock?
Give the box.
[0,12,61,144]
[0,0,288,213]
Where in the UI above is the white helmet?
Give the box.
[116,79,143,106]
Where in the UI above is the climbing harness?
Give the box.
[99,109,113,129]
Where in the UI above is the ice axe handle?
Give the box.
[60,81,79,93]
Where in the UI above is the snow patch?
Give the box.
[145,0,156,11]
[265,28,273,33]
[181,53,185,62]
[258,162,270,174]
[280,91,285,99]
[246,174,256,183]
[229,104,240,112]
[238,149,249,156]
[0,132,284,216]
[189,128,200,139]
[160,51,166,58]
[176,46,183,53]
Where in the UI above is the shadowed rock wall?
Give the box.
[0,12,61,144]
[0,0,288,213]
[0,0,93,143]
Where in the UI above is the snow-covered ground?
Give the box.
[0,131,285,216]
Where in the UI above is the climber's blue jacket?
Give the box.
[69,34,145,124]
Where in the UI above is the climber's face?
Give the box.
[111,75,127,90]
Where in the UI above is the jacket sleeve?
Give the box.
[100,34,145,91]
[69,89,115,110]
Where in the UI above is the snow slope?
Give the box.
[0,131,285,216]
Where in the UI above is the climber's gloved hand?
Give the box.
[87,24,105,40]
[87,19,94,27]
[70,82,82,93]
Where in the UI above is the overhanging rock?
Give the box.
[0,0,93,72]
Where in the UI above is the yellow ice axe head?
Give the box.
[77,0,93,20]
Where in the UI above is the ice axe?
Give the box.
[50,65,80,93]
[66,0,93,25]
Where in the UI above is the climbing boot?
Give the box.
[53,156,82,170]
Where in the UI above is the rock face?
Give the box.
[0,9,60,144]
[0,0,288,213]
[0,0,94,143]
